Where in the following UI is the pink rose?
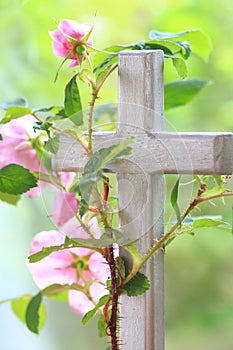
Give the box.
[0,115,46,197]
[52,192,78,226]
[28,218,109,316]
[49,19,93,67]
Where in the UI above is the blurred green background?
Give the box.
[0,0,233,349]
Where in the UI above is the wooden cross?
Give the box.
[52,51,233,350]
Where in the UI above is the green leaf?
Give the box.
[0,164,37,195]
[79,138,134,203]
[0,134,2,141]
[25,292,43,334]
[42,284,73,296]
[123,272,150,296]
[200,186,226,198]
[82,295,109,325]
[115,256,126,279]
[96,62,117,90]
[33,105,64,114]
[121,244,143,283]
[28,245,63,263]
[149,29,212,61]
[98,315,108,337]
[11,294,46,332]
[171,55,188,78]
[1,106,32,124]
[192,218,227,228]
[93,45,131,72]
[44,134,60,154]
[84,138,134,175]
[0,192,21,205]
[0,97,28,109]
[170,176,181,223]
[144,39,191,60]
[46,290,68,302]
[42,283,85,295]
[165,79,210,111]
[64,75,83,126]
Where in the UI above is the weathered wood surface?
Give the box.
[117,51,164,350]
[52,131,233,175]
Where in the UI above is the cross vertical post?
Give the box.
[117,51,165,350]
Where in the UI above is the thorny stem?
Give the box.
[104,245,119,350]
[87,88,98,154]
[128,189,233,283]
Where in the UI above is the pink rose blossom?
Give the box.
[28,217,109,316]
[49,19,93,67]
[0,115,46,197]
[52,192,78,226]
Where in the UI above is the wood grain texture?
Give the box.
[52,132,233,175]
[117,51,165,350]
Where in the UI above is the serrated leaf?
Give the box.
[0,164,37,195]
[64,75,83,126]
[0,191,21,205]
[1,106,32,124]
[123,272,150,296]
[44,134,60,154]
[0,97,28,109]
[82,295,109,325]
[170,176,181,223]
[11,294,46,332]
[165,79,210,111]
[25,292,43,334]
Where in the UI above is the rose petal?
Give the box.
[52,192,78,226]
[68,282,107,316]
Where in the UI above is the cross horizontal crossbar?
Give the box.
[52,131,233,175]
